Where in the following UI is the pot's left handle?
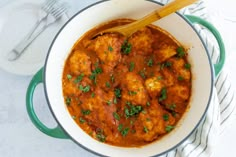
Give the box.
[26,68,69,139]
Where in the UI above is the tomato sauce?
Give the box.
[62,19,191,147]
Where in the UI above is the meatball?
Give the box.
[112,64,129,87]
[63,80,82,97]
[145,75,164,98]
[154,43,177,63]
[169,58,191,81]
[128,27,154,56]
[165,85,190,104]
[88,33,125,72]
[121,72,148,106]
[69,50,92,76]
[133,100,175,142]
[63,74,92,97]
[82,88,116,119]
[81,88,118,141]
[161,68,175,87]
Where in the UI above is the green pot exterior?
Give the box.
[26,68,69,139]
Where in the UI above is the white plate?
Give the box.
[0,0,69,75]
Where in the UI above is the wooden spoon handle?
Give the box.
[96,0,198,37]
[156,0,198,19]
[127,0,198,35]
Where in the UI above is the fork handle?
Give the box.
[9,23,48,61]
[25,15,48,40]
[15,23,46,53]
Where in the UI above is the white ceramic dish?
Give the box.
[0,0,68,75]
[26,0,225,156]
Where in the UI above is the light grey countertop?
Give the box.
[0,0,235,157]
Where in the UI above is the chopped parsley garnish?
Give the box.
[166,103,176,111]
[143,126,149,133]
[71,115,76,119]
[159,87,167,101]
[118,124,130,137]
[160,64,165,70]
[114,88,122,98]
[125,102,143,118]
[161,61,172,70]
[142,110,147,114]
[108,45,113,52]
[113,97,118,104]
[178,75,184,81]
[128,91,137,96]
[81,109,91,115]
[91,92,95,98]
[79,85,90,92]
[79,117,86,123]
[139,70,146,79]
[96,130,106,142]
[177,46,185,58]
[105,82,111,88]
[106,100,112,106]
[121,40,132,55]
[89,67,103,84]
[94,67,103,73]
[163,114,169,121]
[74,73,84,83]
[65,97,71,106]
[89,74,97,84]
[130,120,134,125]
[172,111,177,117]
[67,74,72,80]
[165,61,172,67]
[185,63,191,70]
[147,58,153,67]
[118,124,123,132]
[129,62,135,72]
[113,112,120,121]
[165,125,174,132]
[157,76,163,80]
[146,101,151,107]
[120,127,129,137]
[111,75,115,83]
[97,134,106,142]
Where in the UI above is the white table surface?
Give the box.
[0,0,235,157]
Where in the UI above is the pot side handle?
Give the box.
[26,67,69,139]
[185,15,225,77]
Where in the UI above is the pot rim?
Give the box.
[43,0,214,156]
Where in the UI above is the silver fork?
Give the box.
[7,0,69,61]
[26,0,59,39]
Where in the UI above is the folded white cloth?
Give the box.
[156,0,236,156]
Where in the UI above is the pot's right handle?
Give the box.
[26,68,69,139]
[185,15,225,77]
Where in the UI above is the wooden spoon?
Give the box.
[93,0,198,38]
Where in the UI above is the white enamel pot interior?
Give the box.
[44,0,214,156]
